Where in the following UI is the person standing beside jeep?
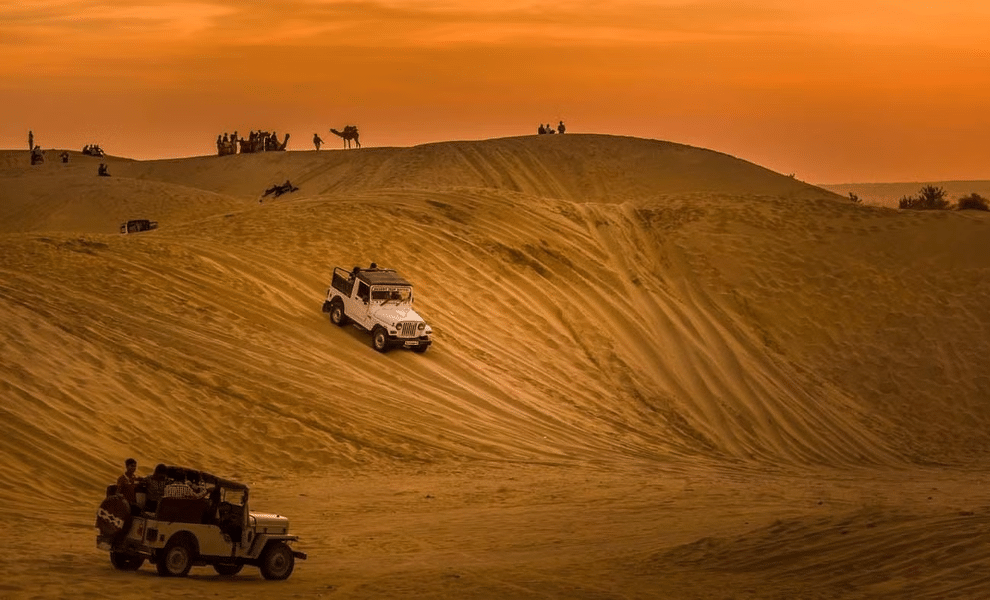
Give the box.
[116,458,143,513]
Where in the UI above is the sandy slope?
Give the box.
[1,135,989,599]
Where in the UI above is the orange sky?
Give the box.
[2,0,989,183]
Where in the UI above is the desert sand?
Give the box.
[2,134,989,599]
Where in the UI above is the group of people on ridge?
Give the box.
[27,131,110,167]
[538,121,566,135]
[216,130,289,156]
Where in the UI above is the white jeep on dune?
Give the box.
[95,465,306,579]
[322,264,433,353]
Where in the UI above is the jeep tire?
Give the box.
[371,326,389,353]
[96,495,132,538]
[329,300,348,326]
[259,541,295,580]
[156,536,194,577]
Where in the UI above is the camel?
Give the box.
[271,132,290,152]
[329,126,360,149]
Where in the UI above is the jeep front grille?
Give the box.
[398,322,418,338]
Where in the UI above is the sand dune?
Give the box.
[2,135,989,598]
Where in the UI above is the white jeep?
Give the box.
[95,465,306,579]
[322,264,433,353]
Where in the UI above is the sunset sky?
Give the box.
[2,0,988,183]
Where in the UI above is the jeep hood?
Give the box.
[250,512,290,530]
[372,304,425,324]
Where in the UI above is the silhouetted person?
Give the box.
[538,124,546,135]
[557,121,566,134]
[313,133,323,150]
[144,463,169,513]
[28,130,34,151]
[30,145,44,165]
[98,163,110,177]
[61,151,69,163]
[117,458,144,515]
[262,180,299,198]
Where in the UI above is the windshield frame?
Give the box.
[370,285,413,304]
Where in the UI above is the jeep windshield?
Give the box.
[371,286,412,304]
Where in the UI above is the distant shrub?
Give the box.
[899,185,950,210]
[957,193,989,211]
[898,195,919,209]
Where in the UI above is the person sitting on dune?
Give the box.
[98,163,110,177]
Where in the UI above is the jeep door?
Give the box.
[218,487,250,551]
[195,524,235,557]
[352,280,374,329]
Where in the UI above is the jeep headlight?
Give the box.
[418,322,426,331]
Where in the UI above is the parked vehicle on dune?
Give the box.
[322,264,433,353]
[119,219,158,234]
[95,465,306,579]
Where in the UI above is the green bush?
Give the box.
[899,185,950,210]
[957,193,989,211]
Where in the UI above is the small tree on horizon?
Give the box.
[899,185,949,210]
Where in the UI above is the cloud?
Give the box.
[5,0,989,51]
[0,1,234,46]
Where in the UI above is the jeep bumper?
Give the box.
[390,335,431,349]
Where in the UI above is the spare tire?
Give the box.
[96,495,132,538]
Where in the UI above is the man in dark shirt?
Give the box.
[116,458,142,511]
